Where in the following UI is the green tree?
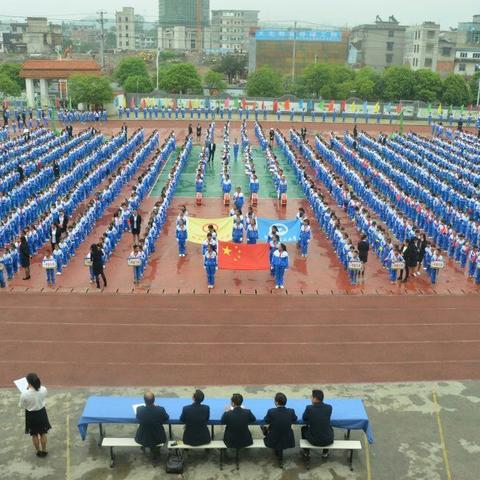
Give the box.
[214,55,247,83]
[442,74,472,106]
[470,71,480,105]
[68,75,113,107]
[123,75,153,93]
[114,57,149,85]
[246,66,284,97]
[301,64,333,98]
[382,66,415,101]
[204,70,227,93]
[0,74,21,96]
[159,63,202,94]
[354,67,382,100]
[0,63,24,90]
[412,69,442,103]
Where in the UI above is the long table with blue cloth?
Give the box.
[78,396,374,444]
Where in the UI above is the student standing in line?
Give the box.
[430,248,444,285]
[204,244,218,289]
[246,219,259,245]
[19,373,51,457]
[272,243,289,289]
[42,249,56,287]
[299,219,311,258]
[176,220,188,257]
[233,138,240,161]
[130,244,143,284]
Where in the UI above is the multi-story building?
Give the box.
[22,17,62,54]
[437,31,457,76]
[349,16,406,71]
[249,28,349,76]
[157,25,212,51]
[403,22,440,71]
[116,7,136,51]
[454,14,480,76]
[211,10,259,53]
[158,0,209,28]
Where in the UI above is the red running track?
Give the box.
[1,293,479,387]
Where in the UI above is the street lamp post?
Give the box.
[156,48,161,91]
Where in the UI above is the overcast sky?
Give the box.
[0,0,478,29]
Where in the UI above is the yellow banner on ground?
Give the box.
[187,217,233,244]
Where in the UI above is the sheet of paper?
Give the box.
[14,377,28,392]
[132,403,144,414]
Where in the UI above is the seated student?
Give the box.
[180,389,211,446]
[301,389,334,458]
[262,392,297,456]
[221,393,256,449]
[135,391,169,462]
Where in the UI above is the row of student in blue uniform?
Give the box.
[57,110,108,124]
[311,132,478,284]
[345,132,480,250]
[0,128,52,171]
[255,123,288,200]
[354,132,480,224]
[194,123,215,194]
[37,129,150,284]
[125,138,193,285]
[276,129,375,286]
[1,130,143,283]
[0,132,105,247]
[2,107,51,123]
[0,129,96,219]
[0,129,86,201]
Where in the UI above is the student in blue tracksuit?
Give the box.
[42,249,56,286]
[299,219,311,257]
[204,244,218,289]
[387,246,403,284]
[468,246,478,278]
[176,220,188,257]
[233,139,240,161]
[0,259,5,288]
[232,218,244,243]
[272,243,289,289]
[429,249,444,284]
[246,219,259,245]
[53,244,63,275]
[269,234,279,277]
[233,187,244,211]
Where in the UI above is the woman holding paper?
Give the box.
[19,373,51,457]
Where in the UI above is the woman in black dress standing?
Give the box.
[91,243,107,289]
[19,235,31,280]
[19,373,51,457]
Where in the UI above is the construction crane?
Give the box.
[195,0,202,52]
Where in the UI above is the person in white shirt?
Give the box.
[19,373,51,457]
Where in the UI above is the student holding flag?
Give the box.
[246,219,259,245]
[129,244,143,284]
[204,244,218,289]
[42,249,56,287]
[272,243,289,289]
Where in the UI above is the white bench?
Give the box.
[167,439,269,470]
[101,437,163,467]
[299,439,362,471]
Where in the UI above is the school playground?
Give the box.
[1,119,479,480]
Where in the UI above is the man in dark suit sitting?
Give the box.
[180,389,211,446]
[302,389,334,458]
[221,393,256,449]
[135,391,169,463]
[262,392,298,458]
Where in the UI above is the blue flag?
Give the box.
[257,218,302,243]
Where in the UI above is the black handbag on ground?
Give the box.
[166,449,184,474]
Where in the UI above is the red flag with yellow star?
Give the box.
[218,241,270,270]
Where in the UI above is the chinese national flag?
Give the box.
[218,241,270,271]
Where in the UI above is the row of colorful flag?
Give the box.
[114,94,480,114]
